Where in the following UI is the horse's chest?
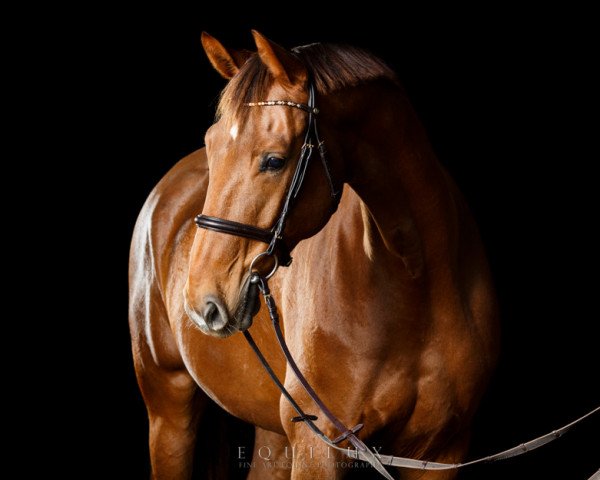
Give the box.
[174,313,287,433]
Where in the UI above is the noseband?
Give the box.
[194,82,341,270]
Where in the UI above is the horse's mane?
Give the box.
[217,43,396,122]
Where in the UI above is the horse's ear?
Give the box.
[201,32,251,79]
[251,30,306,87]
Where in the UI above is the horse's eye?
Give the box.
[262,156,286,171]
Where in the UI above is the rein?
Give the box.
[248,272,599,477]
[193,81,599,479]
[247,275,392,479]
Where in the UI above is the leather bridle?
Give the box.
[195,82,341,271]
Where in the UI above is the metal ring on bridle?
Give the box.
[249,251,279,280]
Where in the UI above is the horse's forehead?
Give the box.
[206,111,299,166]
[211,83,308,149]
[216,109,302,147]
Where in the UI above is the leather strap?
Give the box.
[263,83,340,263]
[195,215,272,244]
[195,215,292,266]
[245,276,394,479]
[346,405,600,471]
[258,277,368,447]
[245,274,600,477]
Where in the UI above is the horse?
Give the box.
[129,30,500,479]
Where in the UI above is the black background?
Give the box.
[56,4,599,479]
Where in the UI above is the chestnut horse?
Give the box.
[129,31,500,479]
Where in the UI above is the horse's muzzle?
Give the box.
[184,276,261,337]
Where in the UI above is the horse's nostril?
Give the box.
[203,301,226,330]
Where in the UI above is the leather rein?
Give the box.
[194,82,600,479]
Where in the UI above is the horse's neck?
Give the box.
[339,83,456,278]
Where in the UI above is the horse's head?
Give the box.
[184,32,342,337]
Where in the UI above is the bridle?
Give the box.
[194,82,341,272]
[192,81,600,479]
